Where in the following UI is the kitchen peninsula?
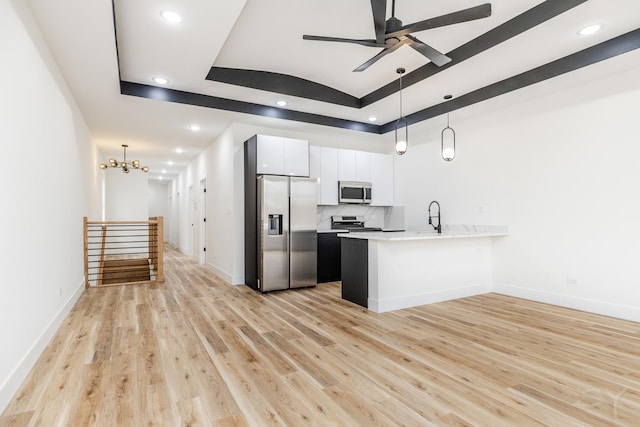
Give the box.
[340,226,509,312]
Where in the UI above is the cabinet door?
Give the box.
[320,147,338,205]
[256,135,284,175]
[337,149,356,181]
[283,138,309,177]
[370,153,394,206]
[309,146,321,204]
[355,151,370,182]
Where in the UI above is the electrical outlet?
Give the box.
[566,276,579,285]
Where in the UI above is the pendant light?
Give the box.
[441,95,456,161]
[394,68,408,155]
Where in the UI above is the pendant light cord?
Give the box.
[399,73,403,118]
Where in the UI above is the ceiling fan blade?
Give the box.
[370,0,387,44]
[386,3,492,39]
[303,34,385,48]
[406,35,451,67]
[353,38,409,72]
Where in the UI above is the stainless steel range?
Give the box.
[330,215,382,232]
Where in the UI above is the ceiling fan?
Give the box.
[303,0,492,72]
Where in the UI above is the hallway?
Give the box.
[1,246,639,426]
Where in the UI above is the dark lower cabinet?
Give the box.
[317,232,342,283]
[340,238,368,308]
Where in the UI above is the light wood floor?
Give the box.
[2,246,640,426]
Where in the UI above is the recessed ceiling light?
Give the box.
[175,148,184,154]
[152,76,168,85]
[158,176,164,180]
[276,100,288,107]
[578,24,602,36]
[161,10,182,23]
[167,161,174,165]
[162,170,167,174]
[189,124,200,131]
[368,116,377,122]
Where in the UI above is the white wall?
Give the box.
[395,50,640,321]
[148,182,169,238]
[0,0,100,412]
[104,168,149,221]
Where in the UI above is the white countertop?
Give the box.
[339,225,509,241]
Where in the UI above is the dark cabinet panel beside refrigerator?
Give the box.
[317,232,342,283]
[245,136,317,292]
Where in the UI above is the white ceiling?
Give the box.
[25,0,640,182]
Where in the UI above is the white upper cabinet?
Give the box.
[283,138,310,177]
[320,147,338,205]
[337,149,356,181]
[338,149,372,182]
[355,151,371,182]
[256,135,284,175]
[256,135,309,177]
[309,146,321,204]
[370,152,394,206]
[310,146,339,205]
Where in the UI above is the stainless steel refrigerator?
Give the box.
[257,175,317,292]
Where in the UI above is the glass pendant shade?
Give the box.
[395,117,408,155]
[441,112,456,161]
[394,68,408,155]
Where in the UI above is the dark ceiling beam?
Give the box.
[121,29,640,135]
[380,28,640,133]
[119,82,379,133]
[206,68,362,108]
[363,0,589,106]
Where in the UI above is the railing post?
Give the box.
[148,216,157,270]
[83,216,89,289]
[157,216,164,282]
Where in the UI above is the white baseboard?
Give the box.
[493,282,640,323]
[204,262,243,285]
[369,283,491,313]
[0,277,85,414]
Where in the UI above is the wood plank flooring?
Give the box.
[2,246,640,426]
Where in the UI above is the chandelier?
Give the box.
[99,144,149,173]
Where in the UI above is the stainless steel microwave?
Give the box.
[339,181,372,204]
